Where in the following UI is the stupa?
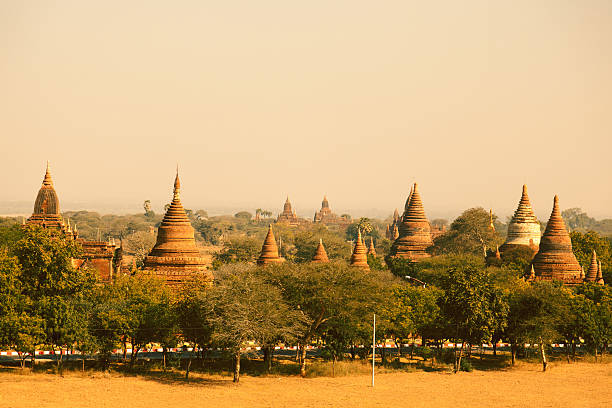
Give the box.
[257,224,284,265]
[367,237,377,257]
[585,250,599,282]
[389,183,433,261]
[311,238,330,263]
[596,261,605,285]
[530,196,582,284]
[350,229,370,270]
[27,162,64,230]
[385,209,401,240]
[276,197,302,225]
[499,185,541,255]
[143,170,211,285]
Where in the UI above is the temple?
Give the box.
[26,163,121,282]
[499,185,541,255]
[311,238,330,263]
[385,209,401,240]
[143,171,211,285]
[257,224,284,265]
[596,261,605,285]
[350,230,369,270]
[389,183,433,261]
[529,196,582,284]
[276,197,304,225]
[313,196,351,225]
[585,250,599,282]
[367,237,377,257]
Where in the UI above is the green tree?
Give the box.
[212,236,261,268]
[234,211,253,220]
[570,231,611,283]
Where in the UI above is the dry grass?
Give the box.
[0,361,610,408]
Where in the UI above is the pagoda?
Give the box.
[499,185,541,255]
[276,197,302,225]
[389,183,433,261]
[143,170,211,285]
[257,224,284,265]
[311,238,330,263]
[385,209,401,240]
[26,163,121,282]
[350,230,370,270]
[367,237,377,257]
[585,250,599,282]
[596,261,605,285]
[530,196,582,284]
[313,196,351,225]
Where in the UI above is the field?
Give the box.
[1,361,610,408]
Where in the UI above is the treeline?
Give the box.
[1,226,611,381]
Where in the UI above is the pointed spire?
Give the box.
[500,184,541,253]
[528,264,536,280]
[312,238,330,263]
[585,250,599,282]
[580,266,585,280]
[350,229,369,269]
[257,224,283,265]
[391,183,432,261]
[597,260,605,285]
[489,209,495,231]
[173,167,181,201]
[393,208,400,222]
[495,245,501,259]
[367,237,377,257]
[392,224,399,240]
[42,161,53,187]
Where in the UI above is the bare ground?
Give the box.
[0,361,610,408]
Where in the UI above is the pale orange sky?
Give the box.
[1,1,611,220]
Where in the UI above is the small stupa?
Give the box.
[367,237,377,257]
[257,224,284,265]
[389,183,433,261]
[530,196,582,284]
[500,185,541,255]
[312,238,330,263]
[585,250,599,282]
[596,261,605,285]
[143,170,211,285]
[350,230,370,270]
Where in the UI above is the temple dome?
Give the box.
[530,196,582,284]
[390,183,433,261]
[500,185,541,254]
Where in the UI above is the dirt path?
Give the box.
[0,362,610,408]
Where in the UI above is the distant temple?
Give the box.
[389,183,433,261]
[499,185,541,255]
[385,209,401,240]
[529,196,582,285]
[257,224,285,266]
[26,163,121,282]
[313,196,351,225]
[143,171,211,285]
[276,197,306,226]
[311,238,330,263]
[350,229,369,270]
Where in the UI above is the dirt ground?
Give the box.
[0,361,610,408]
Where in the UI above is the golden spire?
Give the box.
[350,229,369,269]
[257,224,283,265]
[586,250,599,282]
[312,238,330,263]
[367,237,377,257]
[42,161,53,187]
[173,167,181,201]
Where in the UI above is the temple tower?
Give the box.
[27,162,64,230]
[530,196,582,284]
[367,237,377,257]
[350,230,370,270]
[312,238,330,263]
[500,185,541,255]
[257,224,284,265]
[389,183,433,261]
[276,197,301,225]
[585,250,599,282]
[143,170,211,285]
[596,261,605,285]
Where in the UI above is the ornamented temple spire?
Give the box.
[43,161,53,186]
[367,237,377,257]
[390,183,432,261]
[530,196,582,284]
[500,184,541,254]
[257,224,284,265]
[312,238,330,263]
[350,229,369,269]
[489,209,495,231]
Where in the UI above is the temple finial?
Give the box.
[42,161,53,186]
[173,168,181,201]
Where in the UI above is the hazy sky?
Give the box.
[1,1,611,220]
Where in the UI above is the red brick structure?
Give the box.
[313,196,351,225]
[311,238,330,263]
[389,183,433,261]
[143,171,212,285]
[276,197,306,226]
[257,224,284,266]
[350,229,369,270]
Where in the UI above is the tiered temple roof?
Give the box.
[311,238,330,263]
[500,185,541,254]
[313,196,351,225]
[276,197,302,225]
[27,162,65,230]
[389,183,433,261]
[530,196,582,284]
[143,171,211,285]
[257,224,284,265]
[350,229,369,269]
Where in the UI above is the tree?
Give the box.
[438,265,498,372]
[562,208,597,231]
[430,208,502,256]
[143,200,155,218]
[346,218,379,241]
[123,230,156,266]
[234,211,253,221]
[212,236,261,268]
[570,231,611,283]
[292,228,351,263]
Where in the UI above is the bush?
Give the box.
[460,358,473,372]
[305,360,372,377]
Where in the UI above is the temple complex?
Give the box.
[499,185,541,255]
[311,238,330,263]
[143,171,211,285]
[529,196,582,284]
[367,237,377,257]
[276,197,304,225]
[257,224,284,265]
[313,196,351,225]
[26,163,121,282]
[350,230,369,270]
[389,183,433,261]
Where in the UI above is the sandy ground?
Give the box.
[0,362,610,408]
